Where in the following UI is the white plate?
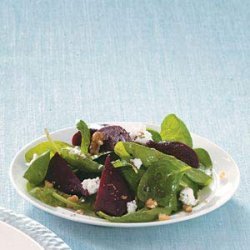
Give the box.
[0,221,43,250]
[0,207,70,249]
[10,122,240,228]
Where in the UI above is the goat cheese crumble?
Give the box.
[130,158,142,169]
[127,200,137,213]
[67,146,86,158]
[81,177,100,195]
[134,130,152,144]
[179,187,197,206]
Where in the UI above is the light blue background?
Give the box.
[0,1,249,249]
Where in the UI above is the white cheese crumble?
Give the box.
[67,146,86,158]
[130,158,142,169]
[204,169,212,176]
[26,153,39,166]
[81,177,100,195]
[127,200,137,213]
[134,130,152,145]
[179,187,197,206]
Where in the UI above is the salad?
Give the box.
[23,114,213,223]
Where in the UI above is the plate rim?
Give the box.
[9,122,240,228]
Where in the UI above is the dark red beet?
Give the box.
[98,125,131,152]
[94,155,133,216]
[146,141,199,168]
[46,153,87,196]
[72,129,97,146]
[72,131,82,146]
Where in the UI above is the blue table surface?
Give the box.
[0,1,249,249]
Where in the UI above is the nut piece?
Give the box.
[219,170,226,179]
[158,214,170,221]
[121,195,128,200]
[145,198,158,209]
[90,131,105,154]
[76,209,84,215]
[44,180,53,188]
[66,195,79,208]
[183,204,192,213]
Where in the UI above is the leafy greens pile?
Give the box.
[23,114,213,223]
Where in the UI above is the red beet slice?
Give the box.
[146,141,199,168]
[72,131,82,146]
[46,153,87,196]
[94,155,133,216]
[72,129,97,146]
[98,125,131,152]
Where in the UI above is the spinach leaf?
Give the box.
[185,169,212,186]
[52,192,94,214]
[121,166,146,194]
[146,128,162,142]
[24,151,50,185]
[194,148,212,168]
[115,142,188,171]
[60,147,103,173]
[29,186,67,207]
[97,207,171,223]
[29,186,94,214]
[25,141,70,162]
[76,120,90,154]
[160,114,193,147]
[180,175,200,196]
[137,161,190,208]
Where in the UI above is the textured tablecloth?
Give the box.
[0,1,249,249]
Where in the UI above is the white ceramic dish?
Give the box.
[10,122,240,228]
[0,207,70,249]
[0,221,43,250]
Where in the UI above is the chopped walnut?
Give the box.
[183,204,192,213]
[90,131,105,154]
[219,170,226,179]
[145,198,158,209]
[121,195,128,200]
[44,180,53,188]
[158,214,171,221]
[66,195,79,208]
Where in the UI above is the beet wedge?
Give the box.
[95,155,133,216]
[98,125,131,152]
[146,141,199,168]
[46,153,86,196]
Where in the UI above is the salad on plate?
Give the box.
[23,114,213,223]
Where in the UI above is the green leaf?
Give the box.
[194,148,213,168]
[160,114,193,147]
[185,169,212,186]
[60,147,103,173]
[114,142,131,160]
[76,120,90,154]
[146,128,162,142]
[179,175,200,196]
[25,141,70,162]
[121,166,146,194]
[115,142,188,171]
[28,186,95,215]
[29,186,67,207]
[24,151,50,185]
[97,207,172,223]
[137,161,191,208]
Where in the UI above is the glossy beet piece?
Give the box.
[94,155,133,216]
[146,141,199,168]
[46,153,87,196]
[98,125,131,152]
[72,129,97,146]
[72,131,82,146]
